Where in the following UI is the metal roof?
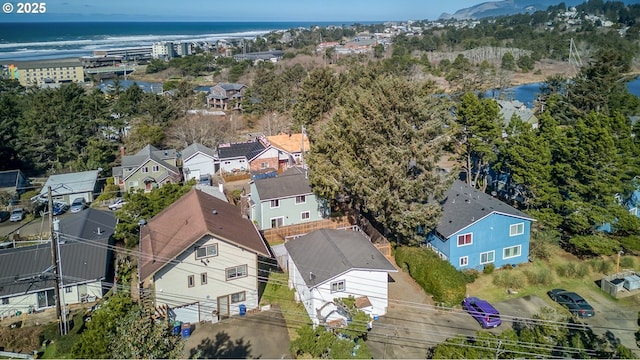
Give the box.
[39,170,99,197]
[0,170,24,189]
[0,208,116,298]
[284,229,396,288]
[435,180,534,238]
[217,141,266,160]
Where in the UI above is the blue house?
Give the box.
[426,180,534,270]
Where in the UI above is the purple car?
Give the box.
[462,297,502,328]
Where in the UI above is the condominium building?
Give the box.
[11,60,84,87]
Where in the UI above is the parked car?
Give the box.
[0,211,10,222]
[52,202,69,216]
[108,198,127,211]
[70,198,87,213]
[462,297,502,328]
[10,208,25,222]
[547,289,595,318]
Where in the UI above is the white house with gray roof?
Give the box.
[249,167,328,230]
[285,229,397,326]
[0,209,116,318]
[182,143,218,182]
[37,170,100,205]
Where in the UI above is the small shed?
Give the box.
[624,275,640,291]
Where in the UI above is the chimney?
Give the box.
[218,183,224,194]
[120,146,125,157]
[97,227,102,235]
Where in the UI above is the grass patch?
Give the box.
[260,270,310,341]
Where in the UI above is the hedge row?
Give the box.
[395,246,466,306]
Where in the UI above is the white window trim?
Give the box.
[270,217,284,228]
[226,264,248,280]
[295,195,306,204]
[195,244,218,259]
[301,211,310,220]
[510,222,525,236]
[503,245,522,260]
[330,280,345,293]
[456,233,473,247]
[480,250,495,264]
[459,256,469,267]
[270,199,280,208]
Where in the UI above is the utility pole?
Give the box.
[48,186,63,335]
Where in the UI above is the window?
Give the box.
[64,287,72,294]
[224,161,231,164]
[480,251,495,264]
[128,181,138,188]
[226,265,248,280]
[188,275,195,288]
[201,273,208,285]
[152,165,159,172]
[459,256,469,267]
[271,217,284,228]
[503,245,522,259]
[270,199,280,208]
[196,244,218,259]
[261,162,269,169]
[231,291,246,303]
[295,195,306,204]
[331,280,345,292]
[142,166,149,173]
[510,223,525,236]
[1,298,8,305]
[301,211,310,220]
[457,233,472,247]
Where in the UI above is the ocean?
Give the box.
[0,21,343,61]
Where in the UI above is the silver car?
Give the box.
[10,208,24,222]
[70,198,87,213]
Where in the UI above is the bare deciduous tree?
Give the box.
[166,114,232,149]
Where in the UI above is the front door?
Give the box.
[217,295,229,321]
[37,289,55,309]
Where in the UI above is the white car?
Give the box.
[108,198,127,211]
[10,208,24,222]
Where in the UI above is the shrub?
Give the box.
[620,256,635,270]
[620,236,640,255]
[462,269,479,284]
[493,270,526,290]
[395,246,467,306]
[569,234,620,257]
[589,259,615,274]
[524,267,553,285]
[576,263,591,278]
[483,263,495,274]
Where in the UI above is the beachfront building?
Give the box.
[152,42,175,60]
[10,60,84,87]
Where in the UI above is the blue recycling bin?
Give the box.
[172,321,181,335]
[239,304,246,316]
[181,322,191,338]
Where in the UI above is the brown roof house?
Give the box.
[139,188,271,324]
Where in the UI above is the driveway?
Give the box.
[182,305,292,359]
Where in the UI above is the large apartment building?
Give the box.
[11,60,84,87]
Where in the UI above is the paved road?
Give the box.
[0,211,80,240]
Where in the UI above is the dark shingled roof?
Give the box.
[0,170,21,189]
[217,141,266,161]
[0,209,116,298]
[284,229,396,288]
[254,167,312,201]
[435,180,534,238]
[140,189,270,281]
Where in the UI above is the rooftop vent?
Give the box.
[212,209,218,215]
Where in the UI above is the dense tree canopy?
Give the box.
[307,71,455,244]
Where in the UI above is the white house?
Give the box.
[285,229,397,326]
[37,170,101,204]
[181,143,218,182]
[139,189,271,324]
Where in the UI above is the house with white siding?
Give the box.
[285,229,396,326]
[139,189,271,324]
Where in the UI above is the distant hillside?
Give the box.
[439,0,637,20]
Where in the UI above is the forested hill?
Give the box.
[440,0,640,20]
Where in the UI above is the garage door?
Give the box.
[172,303,199,324]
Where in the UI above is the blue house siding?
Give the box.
[427,213,531,270]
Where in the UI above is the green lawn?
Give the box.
[260,271,310,340]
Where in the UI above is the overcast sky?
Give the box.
[6,0,486,21]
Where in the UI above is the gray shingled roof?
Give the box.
[0,209,116,298]
[39,170,98,198]
[435,180,534,238]
[182,143,216,161]
[218,83,246,91]
[120,145,179,180]
[284,229,396,288]
[218,141,266,160]
[254,167,312,201]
